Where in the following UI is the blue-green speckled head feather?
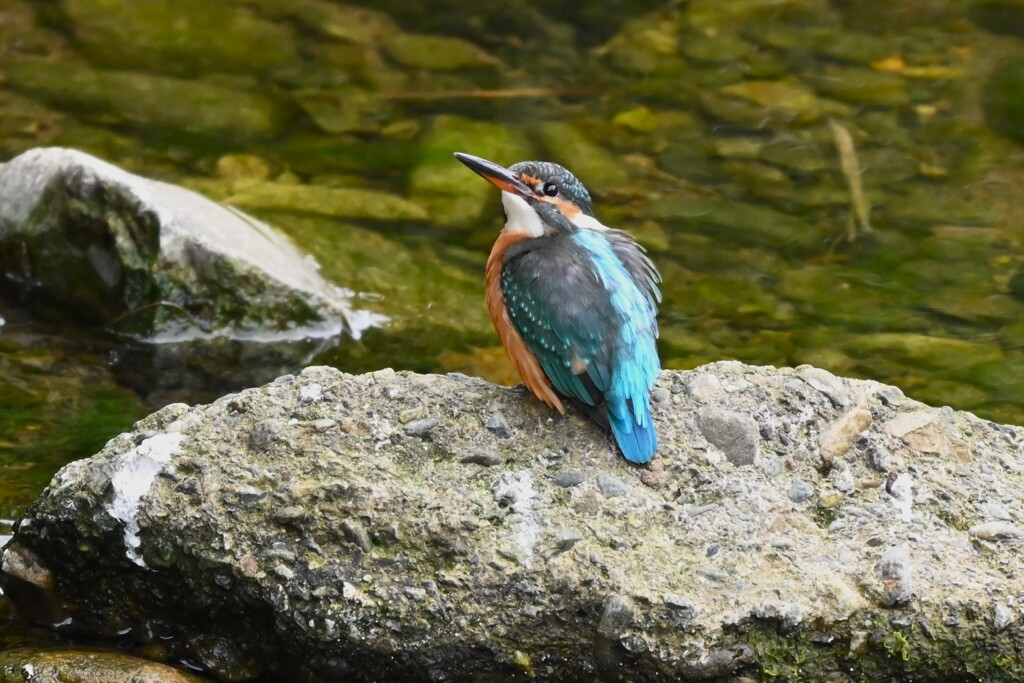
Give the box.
[508,161,595,217]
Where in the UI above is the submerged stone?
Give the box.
[60,0,300,77]
[219,180,429,221]
[4,58,292,141]
[384,33,499,70]
[804,66,910,106]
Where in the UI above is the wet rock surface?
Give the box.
[0,648,207,683]
[4,362,1024,681]
[0,147,376,339]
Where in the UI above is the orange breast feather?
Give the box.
[485,232,565,414]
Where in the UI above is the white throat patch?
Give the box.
[501,191,545,237]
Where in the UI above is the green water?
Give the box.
[3,0,1024,674]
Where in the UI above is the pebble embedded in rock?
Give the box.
[484,412,513,438]
[403,417,439,438]
[831,467,855,494]
[789,478,814,503]
[556,528,584,551]
[876,545,913,606]
[865,444,892,472]
[651,387,670,404]
[969,521,1024,542]
[596,474,629,498]
[797,366,851,407]
[979,503,1012,521]
[341,519,372,553]
[597,595,635,638]
[299,383,323,404]
[697,407,759,466]
[311,419,336,432]
[994,603,1014,632]
[819,408,873,458]
[399,406,428,424]
[553,471,585,488]
[460,448,502,467]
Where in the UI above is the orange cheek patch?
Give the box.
[541,196,581,221]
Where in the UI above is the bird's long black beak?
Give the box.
[454,152,535,199]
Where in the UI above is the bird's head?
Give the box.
[454,152,597,236]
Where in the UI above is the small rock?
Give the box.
[553,471,585,488]
[797,366,851,407]
[399,406,428,424]
[299,383,323,404]
[979,503,1012,521]
[404,417,439,438]
[819,408,873,458]
[969,521,1024,542]
[994,603,1014,632]
[273,563,295,580]
[311,419,336,432]
[556,528,584,551]
[875,385,905,407]
[848,630,869,657]
[884,410,937,439]
[866,444,893,472]
[789,478,814,503]
[234,486,266,505]
[651,387,670,404]
[460,448,502,467]
[831,467,855,494]
[685,373,723,401]
[341,519,372,553]
[596,474,629,498]
[697,407,759,466]
[597,595,635,638]
[876,545,913,606]
[484,412,514,438]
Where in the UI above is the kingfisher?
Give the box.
[454,152,662,463]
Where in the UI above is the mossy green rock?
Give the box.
[805,66,910,106]
[219,180,428,221]
[719,79,823,123]
[384,33,499,70]
[3,58,292,141]
[60,0,300,77]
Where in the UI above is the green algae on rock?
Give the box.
[59,0,300,77]
[3,58,293,142]
[217,180,429,221]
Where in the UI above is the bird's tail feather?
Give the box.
[608,400,657,464]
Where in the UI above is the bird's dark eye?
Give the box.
[543,182,558,197]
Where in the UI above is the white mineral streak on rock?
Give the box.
[107,432,185,567]
[886,472,915,521]
[493,471,540,564]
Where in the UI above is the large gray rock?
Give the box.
[0,147,382,340]
[4,362,1024,681]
